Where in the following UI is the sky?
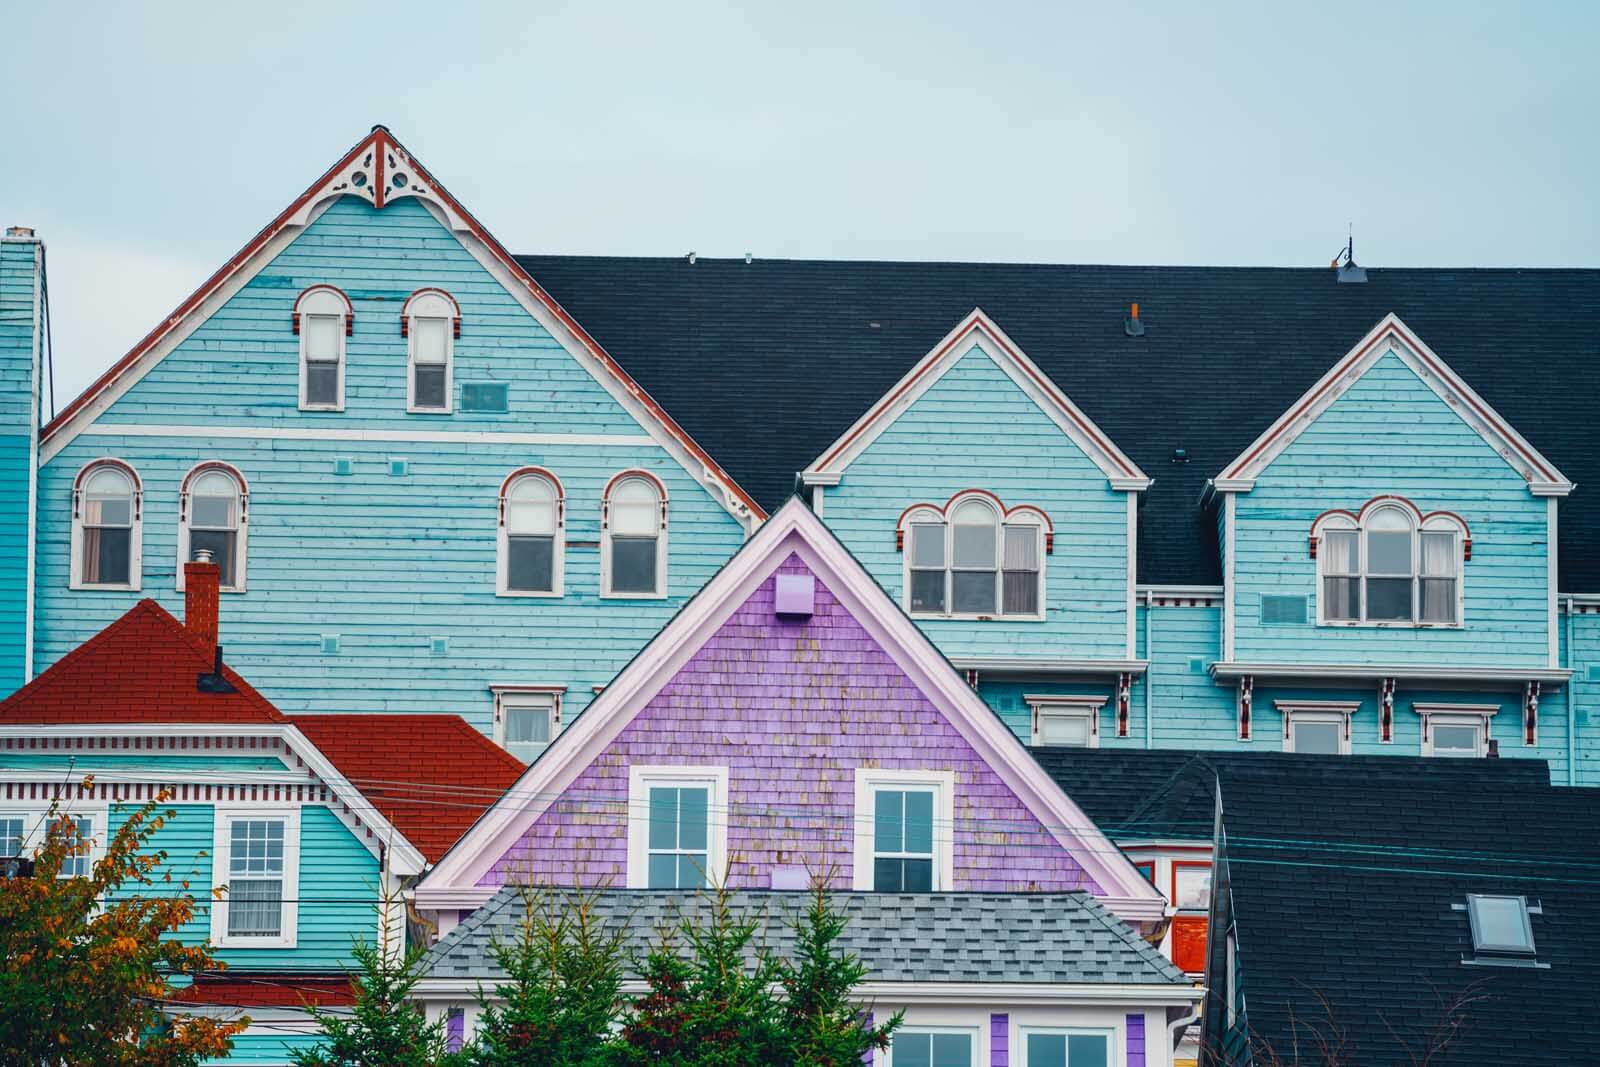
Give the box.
[4,1,1597,413]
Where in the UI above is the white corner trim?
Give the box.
[800,308,1149,491]
[23,241,40,681]
[210,805,302,950]
[1548,497,1559,668]
[1222,493,1236,661]
[415,499,1167,920]
[1215,313,1573,496]
[624,764,729,889]
[1126,492,1138,659]
[850,768,956,891]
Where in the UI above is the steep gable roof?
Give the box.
[1214,762,1600,1066]
[418,498,1167,924]
[40,127,760,526]
[292,714,525,863]
[0,599,285,725]
[514,257,1600,588]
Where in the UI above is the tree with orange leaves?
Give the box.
[0,782,246,1065]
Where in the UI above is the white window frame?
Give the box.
[1276,700,1357,755]
[0,803,108,879]
[211,806,301,950]
[898,494,1048,621]
[490,684,564,762]
[1017,1026,1116,1067]
[496,468,565,598]
[1025,694,1106,748]
[625,765,728,889]
[1225,931,1239,1028]
[176,462,250,593]
[69,459,144,591]
[887,1024,981,1067]
[294,286,349,412]
[1415,703,1498,758]
[404,289,458,414]
[601,472,669,600]
[1313,502,1467,628]
[851,768,956,892]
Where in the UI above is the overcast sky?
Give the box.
[5,1,1596,414]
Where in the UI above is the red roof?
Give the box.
[169,974,357,1008]
[0,600,286,725]
[291,714,524,863]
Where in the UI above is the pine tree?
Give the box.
[292,935,447,1067]
[609,931,697,1066]
[778,882,901,1066]
[467,886,626,1067]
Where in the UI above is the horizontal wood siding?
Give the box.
[109,803,379,972]
[4,754,287,773]
[1139,603,1237,750]
[825,343,1129,660]
[205,1029,324,1066]
[1235,351,1550,667]
[33,195,746,729]
[1565,612,1600,786]
[0,240,37,696]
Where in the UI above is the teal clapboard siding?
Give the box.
[824,341,1131,661]
[1565,610,1600,786]
[0,237,39,696]
[1233,350,1551,668]
[206,1028,325,1066]
[110,803,379,972]
[32,196,747,728]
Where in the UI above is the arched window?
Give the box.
[71,460,142,590]
[1314,497,1466,625]
[293,286,351,411]
[602,472,667,597]
[498,469,564,596]
[178,464,248,591]
[403,289,459,414]
[899,492,1048,618]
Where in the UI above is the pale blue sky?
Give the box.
[5,1,1596,409]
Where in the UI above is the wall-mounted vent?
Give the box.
[1586,664,1600,682]
[1189,657,1207,674]
[320,634,341,654]
[775,573,815,618]
[430,636,449,656]
[461,382,509,412]
[1261,594,1307,625]
[389,458,409,477]
[333,457,353,477]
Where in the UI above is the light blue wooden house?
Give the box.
[0,127,759,758]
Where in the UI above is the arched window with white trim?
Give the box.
[71,460,142,590]
[178,464,248,591]
[293,286,351,411]
[602,473,667,598]
[1314,498,1466,625]
[498,469,564,596]
[899,492,1048,619]
[403,289,459,414]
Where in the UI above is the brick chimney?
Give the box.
[184,554,220,649]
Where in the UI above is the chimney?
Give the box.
[184,551,220,649]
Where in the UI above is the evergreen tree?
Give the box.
[292,936,447,1067]
[608,931,697,1066]
[777,882,901,1066]
[467,887,626,1067]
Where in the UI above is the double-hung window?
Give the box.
[492,686,562,762]
[1417,705,1496,758]
[178,464,248,591]
[901,495,1047,618]
[0,811,97,879]
[1315,500,1465,625]
[1278,701,1356,755]
[404,290,458,414]
[626,766,727,889]
[892,1029,974,1067]
[498,469,564,596]
[1028,696,1105,747]
[294,285,350,411]
[1021,1030,1113,1067]
[56,816,93,879]
[213,809,299,948]
[71,460,142,590]
[853,769,953,892]
[603,473,667,597]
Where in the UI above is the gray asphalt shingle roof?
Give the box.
[424,888,1187,986]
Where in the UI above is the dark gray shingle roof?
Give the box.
[424,888,1186,986]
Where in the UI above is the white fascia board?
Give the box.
[802,309,1149,491]
[799,470,842,487]
[62,424,653,450]
[418,499,1167,918]
[1216,313,1573,496]
[1208,661,1573,685]
[947,657,1150,676]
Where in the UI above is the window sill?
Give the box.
[908,611,1046,623]
[1317,620,1464,630]
[298,404,345,413]
[70,582,142,593]
[496,588,563,599]
[406,407,454,416]
[600,590,669,601]
[215,933,297,950]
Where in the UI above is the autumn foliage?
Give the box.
[0,784,245,1065]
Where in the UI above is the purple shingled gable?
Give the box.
[481,553,1101,893]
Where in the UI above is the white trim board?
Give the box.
[415,498,1166,925]
[1214,313,1572,496]
[58,423,653,451]
[800,309,1150,492]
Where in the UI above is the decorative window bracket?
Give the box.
[1379,677,1396,743]
[964,669,980,691]
[1237,675,1254,741]
[1116,672,1132,737]
[1523,682,1540,746]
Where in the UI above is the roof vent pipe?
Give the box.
[1332,231,1367,283]
[1124,302,1146,337]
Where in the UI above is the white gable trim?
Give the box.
[1215,313,1572,497]
[800,309,1150,492]
[416,499,1167,925]
[37,129,761,530]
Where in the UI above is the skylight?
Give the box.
[1466,894,1536,956]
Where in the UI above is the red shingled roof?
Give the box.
[169,974,358,1008]
[291,714,524,863]
[0,600,286,725]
